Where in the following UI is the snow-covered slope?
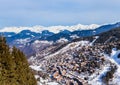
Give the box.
[0,24,100,33]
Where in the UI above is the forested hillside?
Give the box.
[0,36,37,85]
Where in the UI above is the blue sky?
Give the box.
[0,0,120,28]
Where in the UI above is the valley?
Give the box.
[0,23,120,85]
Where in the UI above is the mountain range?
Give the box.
[0,22,120,57]
[1,22,120,85]
[29,25,120,85]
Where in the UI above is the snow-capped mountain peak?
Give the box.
[0,24,100,34]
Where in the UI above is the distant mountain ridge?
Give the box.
[0,24,100,33]
[0,22,120,57]
[0,22,119,41]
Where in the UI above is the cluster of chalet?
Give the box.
[36,41,120,85]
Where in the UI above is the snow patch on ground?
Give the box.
[56,38,68,43]
[70,34,79,39]
[89,64,110,85]
[34,40,53,44]
[29,65,42,71]
[89,36,99,46]
[108,48,120,85]
[35,76,59,85]
[45,40,89,59]
[15,38,30,44]
[101,48,120,85]
[88,48,120,85]
[111,48,120,64]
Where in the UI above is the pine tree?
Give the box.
[0,36,37,85]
